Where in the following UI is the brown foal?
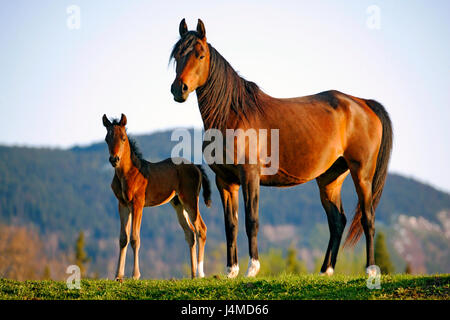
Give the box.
[103,113,211,279]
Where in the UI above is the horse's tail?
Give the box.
[196,165,212,208]
[343,99,393,247]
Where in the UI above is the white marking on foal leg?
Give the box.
[319,266,334,276]
[227,264,239,278]
[246,258,260,277]
[198,261,205,278]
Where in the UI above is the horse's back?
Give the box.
[256,90,383,185]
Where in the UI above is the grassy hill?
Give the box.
[0,274,448,300]
[0,129,449,279]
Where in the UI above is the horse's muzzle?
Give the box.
[109,156,119,167]
[171,79,188,103]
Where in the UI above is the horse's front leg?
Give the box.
[115,202,131,281]
[240,167,261,277]
[216,176,240,278]
[130,200,144,280]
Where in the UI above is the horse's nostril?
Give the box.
[182,83,188,92]
[109,156,119,166]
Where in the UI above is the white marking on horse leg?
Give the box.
[227,264,239,278]
[246,258,260,277]
[319,267,334,276]
[198,261,205,278]
[366,265,379,277]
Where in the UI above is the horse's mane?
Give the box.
[111,119,147,171]
[170,32,264,129]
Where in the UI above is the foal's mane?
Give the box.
[170,32,264,129]
[111,119,147,172]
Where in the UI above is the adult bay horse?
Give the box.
[103,113,211,279]
[170,19,393,277]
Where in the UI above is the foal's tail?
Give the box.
[196,165,212,208]
[344,99,393,247]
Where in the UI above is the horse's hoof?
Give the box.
[246,259,260,278]
[115,277,124,283]
[227,264,239,278]
[319,267,334,276]
[366,265,379,277]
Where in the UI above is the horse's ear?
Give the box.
[197,19,206,39]
[119,113,127,127]
[102,114,111,127]
[179,18,188,37]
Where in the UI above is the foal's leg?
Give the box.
[240,167,261,278]
[195,213,207,278]
[130,201,144,280]
[170,197,197,278]
[316,159,349,276]
[216,176,240,278]
[115,202,131,281]
[179,194,207,278]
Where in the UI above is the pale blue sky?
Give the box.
[0,0,449,192]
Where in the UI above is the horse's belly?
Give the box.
[260,147,342,187]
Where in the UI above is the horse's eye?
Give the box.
[199,55,205,60]
[121,137,126,142]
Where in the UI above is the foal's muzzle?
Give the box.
[109,156,119,167]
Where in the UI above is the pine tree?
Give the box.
[374,231,394,274]
[75,231,90,277]
[285,245,307,274]
[405,262,412,274]
[42,265,51,280]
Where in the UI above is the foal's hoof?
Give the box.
[227,264,239,278]
[319,267,334,276]
[198,261,205,278]
[115,277,124,283]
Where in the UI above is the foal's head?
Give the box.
[102,113,129,168]
[170,18,210,102]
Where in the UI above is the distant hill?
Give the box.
[0,129,449,278]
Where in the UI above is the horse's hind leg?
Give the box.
[346,158,377,271]
[170,197,197,278]
[316,157,349,276]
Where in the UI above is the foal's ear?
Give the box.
[102,114,111,127]
[119,113,127,127]
[196,19,206,39]
[179,18,188,37]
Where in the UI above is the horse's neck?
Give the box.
[196,49,265,130]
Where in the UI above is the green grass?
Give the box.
[0,274,448,300]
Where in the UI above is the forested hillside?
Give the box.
[0,130,449,279]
